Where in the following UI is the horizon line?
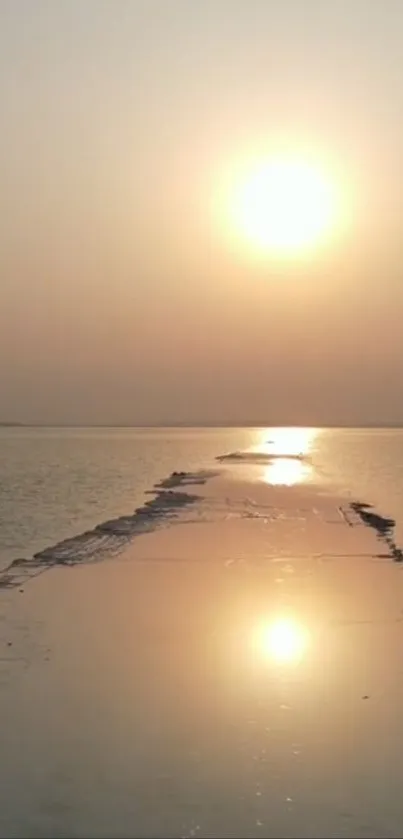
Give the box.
[2,422,403,430]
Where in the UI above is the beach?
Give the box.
[1,464,403,838]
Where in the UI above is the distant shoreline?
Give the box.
[2,422,403,430]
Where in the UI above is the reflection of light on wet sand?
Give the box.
[253,618,309,664]
[263,457,312,486]
[254,427,317,457]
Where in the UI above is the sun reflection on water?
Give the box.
[263,457,312,486]
[253,618,310,665]
[251,427,317,486]
[254,427,317,458]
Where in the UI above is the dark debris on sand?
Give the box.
[0,472,205,591]
[350,502,403,562]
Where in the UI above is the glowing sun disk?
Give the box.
[231,157,338,255]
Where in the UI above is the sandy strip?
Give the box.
[1,470,403,838]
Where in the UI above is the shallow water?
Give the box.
[1,464,403,838]
[2,434,403,837]
[1,426,403,570]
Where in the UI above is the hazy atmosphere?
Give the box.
[1,0,403,425]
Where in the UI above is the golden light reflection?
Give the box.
[263,457,312,486]
[254,427,317,458]
[254,618,309,664]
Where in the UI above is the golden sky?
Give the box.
[1,0,403,424]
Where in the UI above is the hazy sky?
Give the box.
[1,0,403,425]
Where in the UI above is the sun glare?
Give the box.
[254,618,309,664]
[229,156,339,256]
[263,457,312,487]
[255,427,316,458]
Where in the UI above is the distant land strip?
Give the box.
[1,422,403,429]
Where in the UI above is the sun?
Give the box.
[230,156,339,256]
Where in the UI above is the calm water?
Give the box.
[1,426,403,571]
[2,426,403,839]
